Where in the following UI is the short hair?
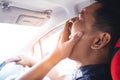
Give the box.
[93,0,120,59]
[93,0,120,48]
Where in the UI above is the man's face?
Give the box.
[68,2,101,61]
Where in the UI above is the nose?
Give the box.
[67,17,79,31]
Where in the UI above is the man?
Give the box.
[16,0,120,80]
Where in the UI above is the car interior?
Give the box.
[0,0,120,80]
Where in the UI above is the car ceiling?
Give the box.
[2,0,86,10]
[0,0,93,27]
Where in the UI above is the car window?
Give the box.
[41,24,63,57]
[32,24,78,80]
[32,24,63,60]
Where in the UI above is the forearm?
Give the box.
[17,50,62,80]
[16,25,82,80]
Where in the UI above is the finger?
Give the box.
[15,56,22,64]
[69,17,78,23]
[61,21,72,43]
[69,32,83,46]
[8,57,21,63]
[61,17,79,43]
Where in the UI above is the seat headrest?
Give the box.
[111,50,120,80]
[111,38,120,80]
[115,38,120,48]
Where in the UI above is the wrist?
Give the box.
[29,59,38,67]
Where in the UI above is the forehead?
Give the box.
[86,2,101,10]
[77,0,96,10]
[81,2,101,14]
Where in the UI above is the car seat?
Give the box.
[111,38,120,80]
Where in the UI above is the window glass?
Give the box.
[33,24,78,80]
[41,24,63,57]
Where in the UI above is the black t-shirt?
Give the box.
[72,64,112,80]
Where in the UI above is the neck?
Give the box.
[77,49,109,66]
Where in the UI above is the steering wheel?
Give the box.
[0,57,51,80]
[0,57,24,80]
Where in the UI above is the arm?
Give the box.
[16,21,82,80]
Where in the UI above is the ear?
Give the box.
[91,32,111,49]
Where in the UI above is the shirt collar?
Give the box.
[73,64,110,80]
[80,64,110,75]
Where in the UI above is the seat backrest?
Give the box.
[111,38,120,80]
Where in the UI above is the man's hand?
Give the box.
[16,55,38,67]
[54,20,83,60]
[16,20,83,80]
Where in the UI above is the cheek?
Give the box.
[70,34,95,60]
[73,34,94,53]
[76,36,92,50]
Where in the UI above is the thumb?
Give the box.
[69,32,83,46]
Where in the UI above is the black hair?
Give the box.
[93,0,120,61]
[93,0,120,50]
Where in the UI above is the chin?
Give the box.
[68,54,76,60]
[68,52,81,61]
